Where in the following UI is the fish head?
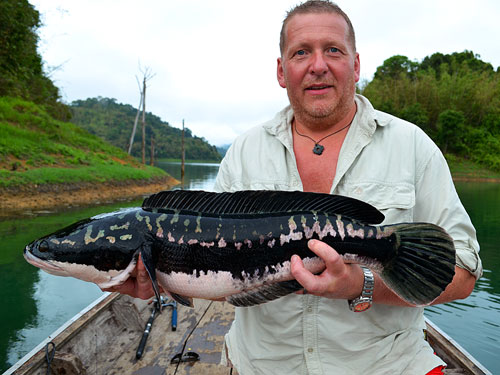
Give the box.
[23,208,148,287]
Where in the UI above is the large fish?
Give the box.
[24,190,455,307]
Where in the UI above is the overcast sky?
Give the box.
[30,0,500,146]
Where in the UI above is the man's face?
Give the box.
[277,12,360,126]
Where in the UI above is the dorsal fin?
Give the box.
[142,190,384,224]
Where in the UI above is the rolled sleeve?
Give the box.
[414,148,482,279]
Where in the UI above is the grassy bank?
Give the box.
[0,164,165,188]
[446,154,500,181]
[0,96,166,188]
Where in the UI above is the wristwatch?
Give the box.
[348,266,374,312]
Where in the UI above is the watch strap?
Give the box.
[348,266,374,312]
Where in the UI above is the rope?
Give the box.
[173,301,213,375]
[45,341,56,375]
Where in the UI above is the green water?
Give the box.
[0,164,498,373]
[424,181,500,372]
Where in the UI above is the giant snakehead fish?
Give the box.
[24,190,456,307]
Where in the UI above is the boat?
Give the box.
[5,293,492,375]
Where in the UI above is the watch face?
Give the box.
[354,301,371,312]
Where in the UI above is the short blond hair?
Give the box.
[279,0,356,55]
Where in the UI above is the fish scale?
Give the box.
[24,190,456,307]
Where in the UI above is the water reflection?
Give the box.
[7,272,103,366]
[157,161,219,191]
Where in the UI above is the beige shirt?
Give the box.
[214,94,482,375]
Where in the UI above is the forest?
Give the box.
[70,97,221,162]
[360,51,500,171]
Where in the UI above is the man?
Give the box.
[108,1,482,374]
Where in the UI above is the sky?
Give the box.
[30,0,500,147]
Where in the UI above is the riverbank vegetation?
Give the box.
[360,51,500,172]
[70,97,222,162]
[0,96,166,188]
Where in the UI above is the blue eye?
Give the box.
[296,50,306,56]
[329,47,339,53]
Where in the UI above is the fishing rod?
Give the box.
[136,297,177,360]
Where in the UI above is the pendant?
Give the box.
[313,144,324,155]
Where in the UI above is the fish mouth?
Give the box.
[24,247,63,273]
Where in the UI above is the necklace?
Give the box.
[294,122,351,155]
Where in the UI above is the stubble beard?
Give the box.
[289,85,355,131]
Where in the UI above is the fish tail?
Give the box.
[380,223,456,306]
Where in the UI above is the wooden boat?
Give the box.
[6,293,491,375]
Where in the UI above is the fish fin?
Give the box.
[97,252,139,289]
[380,223,456,306]
[167,292,194,307]
[142,190,384,224]
[139,246,162,311]
[226,279,303,307]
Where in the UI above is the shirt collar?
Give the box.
[263,94,385,141]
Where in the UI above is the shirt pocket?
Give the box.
[338,182,416,224]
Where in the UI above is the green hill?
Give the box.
[0,96,166,188]
[70,97,222,162]
[360,51,500,172]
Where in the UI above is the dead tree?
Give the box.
[141,74,147,164]
[181,119,185,186]
[128,66,155,163]
[127,78,143,154]
[150,136,155,166]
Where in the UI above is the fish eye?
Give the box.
[38,241,49,253]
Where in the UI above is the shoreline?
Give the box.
[0,176,179,218]
[0,175,497,218]
[452,176,500,183]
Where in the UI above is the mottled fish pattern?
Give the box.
[24,190,456,307]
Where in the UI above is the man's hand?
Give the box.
[101,254,160,300]
[291,239,364,300]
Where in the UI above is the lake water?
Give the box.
[1,163,498,373]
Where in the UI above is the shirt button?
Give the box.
[307,306,313,313]
[308,348,314,353]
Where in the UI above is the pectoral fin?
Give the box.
[139,246,163,310]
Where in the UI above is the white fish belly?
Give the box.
[156,256,325,299]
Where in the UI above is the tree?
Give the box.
[0,0,70,120]
[400,103,430,131]
[436,110,467,155]
[373,55,418,80]
[420,51,494,79]
[361,51,500,171]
